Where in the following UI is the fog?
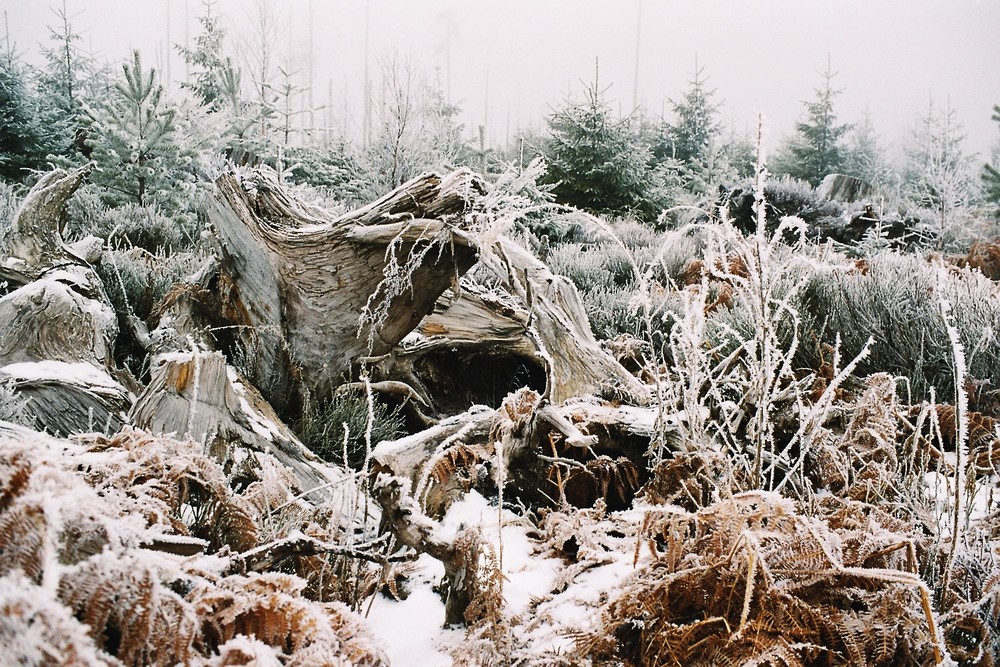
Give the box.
[4,0,999,155]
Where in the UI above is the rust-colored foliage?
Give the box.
[584,492,946,666]
[0,428,388,666]
[960,239,1000,281]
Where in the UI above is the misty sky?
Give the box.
[4,0,1000,157]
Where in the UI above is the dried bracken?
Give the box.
[584,492,946,666]
[0,425,388,667]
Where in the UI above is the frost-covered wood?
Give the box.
[206,167,484,408]
[817,173,874,203]
[481,238,650,404]
[131,349,361,505]
[371,472,483,625]
[370,267,648,417]
[0,167,132,435]
[0,164,95,284]
[372,389,677,520]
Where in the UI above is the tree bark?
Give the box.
[131,349,363,506]
[482,237,650,404]
[1,164,94,285]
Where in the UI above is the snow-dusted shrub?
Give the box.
[98,248,202,324]
[295,388,405,470]
[798,252,1000,401]
[546,219,700,341]
[721,175,843,238]
[65,198,200,255]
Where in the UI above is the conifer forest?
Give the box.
[2,1,1000,665]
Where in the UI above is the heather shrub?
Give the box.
[797,251,1000,401]
[295,388,405,470]
[65,193,200,255]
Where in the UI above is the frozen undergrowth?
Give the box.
[367,491,645,666]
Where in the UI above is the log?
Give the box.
[371,472,484,626]
[205,167,484,409]
[0,360,130,436]
[365,258,649,417]
[371,389,679,517]
[131,349,364,508]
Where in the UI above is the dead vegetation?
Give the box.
[2,162,999,666]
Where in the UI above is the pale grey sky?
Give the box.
[4,0,1000,157]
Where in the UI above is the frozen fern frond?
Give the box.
[58,551,199,666]
[1,421,387,666]
[584,491,946,666]
[78,429,260,553]
[0,571,117,667]
[192,572,388,666]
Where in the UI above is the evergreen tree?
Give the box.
[903,97,975,246]
[0,54,64,181]
[982,104,1000,220]
[542,83,662,219]
[778,63,851,187]
[844,106,895,190]
[663,65,721,165]
[86,50,193,207]
[176,0,239,113]
[36,2,101,159]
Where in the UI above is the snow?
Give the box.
[1,360,121,389]
[365,490,643,664]
[367,553,457,667]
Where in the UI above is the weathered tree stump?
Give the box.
[205,167,485,410]
[131,349,362,505]
[0,166,132,436]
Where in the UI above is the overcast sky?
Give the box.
[4,0,1000,158]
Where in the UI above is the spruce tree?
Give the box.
[176,0,239,112]
[37,1,100,159]
[86,50,192,207]
[543,83,661,218]
[0,54,63,181]
[903,97,974,246]
[780,63,850,187]
[844,107,894,190]
[982,104,1000,219]
[664,65,721,165]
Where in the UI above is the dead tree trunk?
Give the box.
[0,166,132,436]
[0,164,94,285]
[205,167,484,410]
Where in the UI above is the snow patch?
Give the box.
[1,360,121,389]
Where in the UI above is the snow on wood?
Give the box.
[131,349,368,511]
